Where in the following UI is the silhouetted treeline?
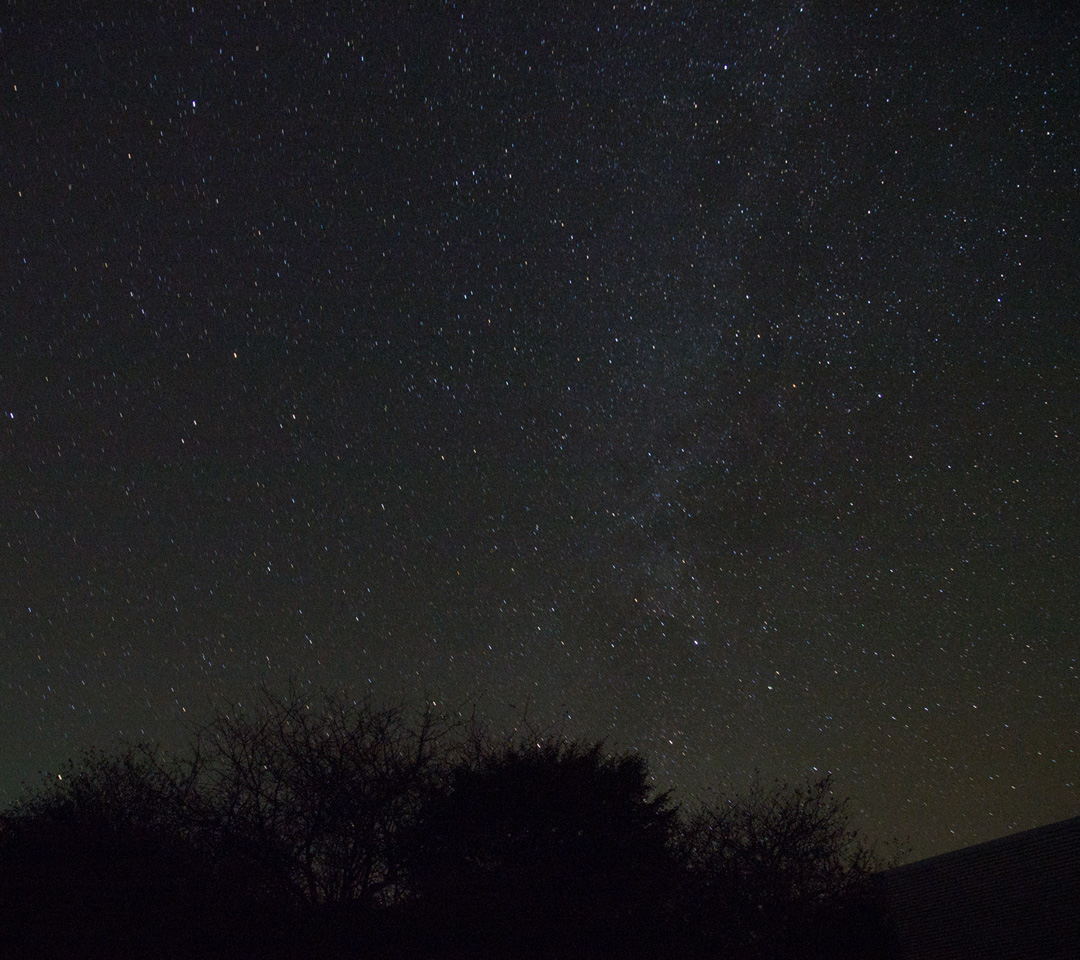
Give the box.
[0,689,898,960]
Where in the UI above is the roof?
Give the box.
[873,815,1080,960]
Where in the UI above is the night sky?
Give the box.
[2,2,1078,863]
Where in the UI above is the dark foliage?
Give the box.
[0,697,897,960]
[406,737,681,958]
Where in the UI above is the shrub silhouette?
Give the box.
[679,774,897,960]
[0,751,285,960]
[405,737,681,959]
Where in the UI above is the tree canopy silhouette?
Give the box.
[406,735,681,958]
[0,692,897,960]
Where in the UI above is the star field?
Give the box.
[2,2,1078,861]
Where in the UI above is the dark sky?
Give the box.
[2,2,1077,862]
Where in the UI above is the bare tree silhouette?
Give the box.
[184,685,457,909]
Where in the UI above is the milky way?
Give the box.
[2,2,1077,860]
